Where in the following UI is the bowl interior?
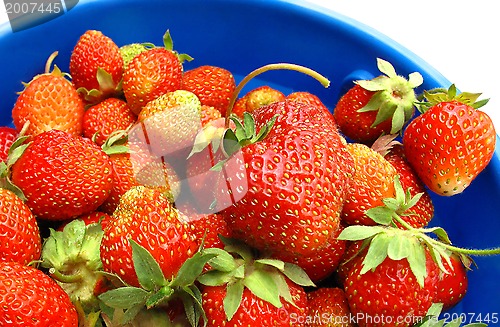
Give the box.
[1,0,499,316]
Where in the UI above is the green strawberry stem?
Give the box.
[225,63,330,127]
[391,213,500,256]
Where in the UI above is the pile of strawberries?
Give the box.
[0,28,498,327]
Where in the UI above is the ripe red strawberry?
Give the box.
[202,280,308,327]
[181,65,236,116]
[342,246,439,327]
[221,100,354,258]
[100,186,198,287]
[123,31,186,114]
[69,29,124,103]
[286,91,330,113]
[384,142,434,228]
[232,85,286,117]
[306,287,355,327]
[434,254,469,310]
[341,142,397,226]
[403,85,496,196]
[274,224,347,283]
[333,58,422,144]
[186,213,232,250]
[0,261,78,326]
[82,97,137,146]
[12,54,85,137]
[0,126,17,162]
[10,129,114,221]
[0,188,41,265]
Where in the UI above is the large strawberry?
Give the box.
[123,30,190,114]
[221,100,354,258]
[403,85,496,196]
[12,53,85,137]
[100,185,198,287]
[333,58,423,144]
[0,261,78,326]
[10,129,114,221]
[69,29,124,104]
[181,65,236,117]
[0,188,41,265]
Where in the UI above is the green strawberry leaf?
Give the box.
[360,232,390,274]
[197,269,237,287]
[145,285,174,309]
[98,286,149,309]
[407,238,427,288]
[377,58,397,78]
[224,280,245,321]
[243,269,282,308]
[130,239,167,291]
[282,262,315,287]
[337,225,386,241]
[387,234,412,261]
[179,285,206,327]
[170,251,218,288]
[205,247,238,272]
[255,258,285,271]
[271,273,295,307]
[366,206,394,225]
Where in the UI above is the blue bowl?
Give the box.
[1,0,499,319]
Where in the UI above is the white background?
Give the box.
[1,0,498,132]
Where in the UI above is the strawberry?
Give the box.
[341,142,397,226]
[99,185,198,287]
[10,129,114,221]
[383,141,434,228]
[342,246,440,327]
[333,58,422,144]
[434,253,469,311]
[200,104,222,126]
[0,126,17,162]
[198,237,312,327]
[186,213,232,250]
[12,53,85,138]
[221,100,354,258]
[82,97,137,146]
[232,85,286,117]
[135,89,202,159]
[0,188,41,265]
[181,65,236,116]
[119,42,153,69]
[286,91,330,113]
[123,30,189,114]
[306,287,355,327]
[0,261,78,326]
[403,85,496,196]
[275,224,347,283]
[201,280,308,327]
[69,29,124,104]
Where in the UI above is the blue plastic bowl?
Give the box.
[1,0,499,320]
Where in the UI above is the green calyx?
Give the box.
[98,236,313,326]
[162,29,193,64]
[41,219,105,313]
[356,58,423,134]
[101,129,130,156]
[417,83,489,114]
[338,175,500,288]
[197,236,314,322]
